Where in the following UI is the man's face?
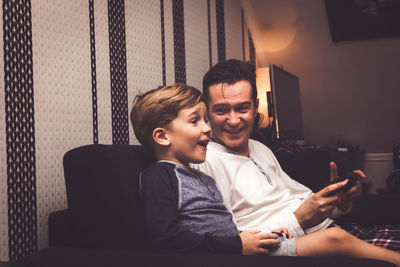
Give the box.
[207,80,258,156]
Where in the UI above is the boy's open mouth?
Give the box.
[198,139,209,148]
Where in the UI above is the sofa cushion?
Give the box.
[63,144,154,249]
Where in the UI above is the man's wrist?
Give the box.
[293,210,307,230]
[337,201,352,213]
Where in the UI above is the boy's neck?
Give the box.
[157,159,187,167]
[154,146,192,168]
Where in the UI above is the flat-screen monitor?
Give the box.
[269,64,304,142]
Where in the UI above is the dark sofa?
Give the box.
[20,144,400,267]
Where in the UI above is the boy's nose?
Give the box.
[203,122,211,133]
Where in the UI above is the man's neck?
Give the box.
[211,138,250,157]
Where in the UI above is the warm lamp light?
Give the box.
[256,67,271,128]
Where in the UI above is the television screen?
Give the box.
[269,64,304,142]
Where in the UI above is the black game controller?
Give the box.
[271,231,289,242]
[323,171,361,197]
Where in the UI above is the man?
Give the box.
[192,59,373,239]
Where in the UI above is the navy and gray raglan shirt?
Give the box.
[139,161,242,253]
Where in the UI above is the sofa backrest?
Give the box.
[63,144,154,249]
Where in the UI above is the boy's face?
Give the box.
[207,80,258,157]
[164,102,211,167]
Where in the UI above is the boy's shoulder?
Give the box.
[140,162,179,190]
[142,161,176,175]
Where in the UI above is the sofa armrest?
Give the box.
[336,194,400,226]
[49,209,74,247]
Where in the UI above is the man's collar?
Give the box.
[208,140,252,158]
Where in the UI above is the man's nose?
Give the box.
[227,111,240,126]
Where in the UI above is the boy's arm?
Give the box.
[140,165,242,254]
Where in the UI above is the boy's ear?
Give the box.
[153,127,170,147]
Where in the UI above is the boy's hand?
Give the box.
[239,230,281,255]
[271,227,294,239]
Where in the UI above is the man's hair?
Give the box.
[130,83,205,149]
[203,59,257,102]
[202,59,261,129]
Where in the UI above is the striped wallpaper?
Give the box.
[0,0,250,262]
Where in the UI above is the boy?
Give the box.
[130,84,292,255]
[130,84,400,265]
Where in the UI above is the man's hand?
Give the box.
[239,230,281,255]
[330,162,366,211]
[294,178,348,230]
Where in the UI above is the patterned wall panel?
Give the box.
[243,20,250,62]
[108,0,129,144]
[160,0,166,86]
[164,0,175,86]
[3,0,37,261]
[89,0,99,144]
[31,0,93,250]
[216,0,226,62]
[209,0,218,69]
[172,0,186,83]
[249,32,256,66]
[225,0,242,61]
[94,0,112,145]
[0,1,8,261]
[125,0,163,144]
[0,1,8,262]
[0,0,245,262]
[241,8,245,61]
[185,1,209,89]
[207,0,212,68]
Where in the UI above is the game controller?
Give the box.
[324,171,361,197]
[259,230,288,242]
[271,231,289,242]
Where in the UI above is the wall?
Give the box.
[245,0,400,153]
[0,0,247,261]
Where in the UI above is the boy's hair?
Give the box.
[202,59,261,129]
[130,83,206,149]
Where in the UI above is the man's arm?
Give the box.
[294,162,365,230]
[294,179,348,229]
[329,162,365,212]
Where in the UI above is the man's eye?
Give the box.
[237,105,251,113]
[214,109,227,115]
[237,107,249,113]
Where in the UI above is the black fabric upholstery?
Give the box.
[48,209,73,247]
[38,144,398,266]
[336,193,400,226]
[63,144,154,249]
[20,247,396,267]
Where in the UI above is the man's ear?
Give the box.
[153,127,170,147]
[254,98,259,116]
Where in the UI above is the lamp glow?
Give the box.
[256,67,271,128]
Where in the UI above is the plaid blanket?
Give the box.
[340,223,400,252]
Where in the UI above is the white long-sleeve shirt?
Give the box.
[192,140,348,238]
